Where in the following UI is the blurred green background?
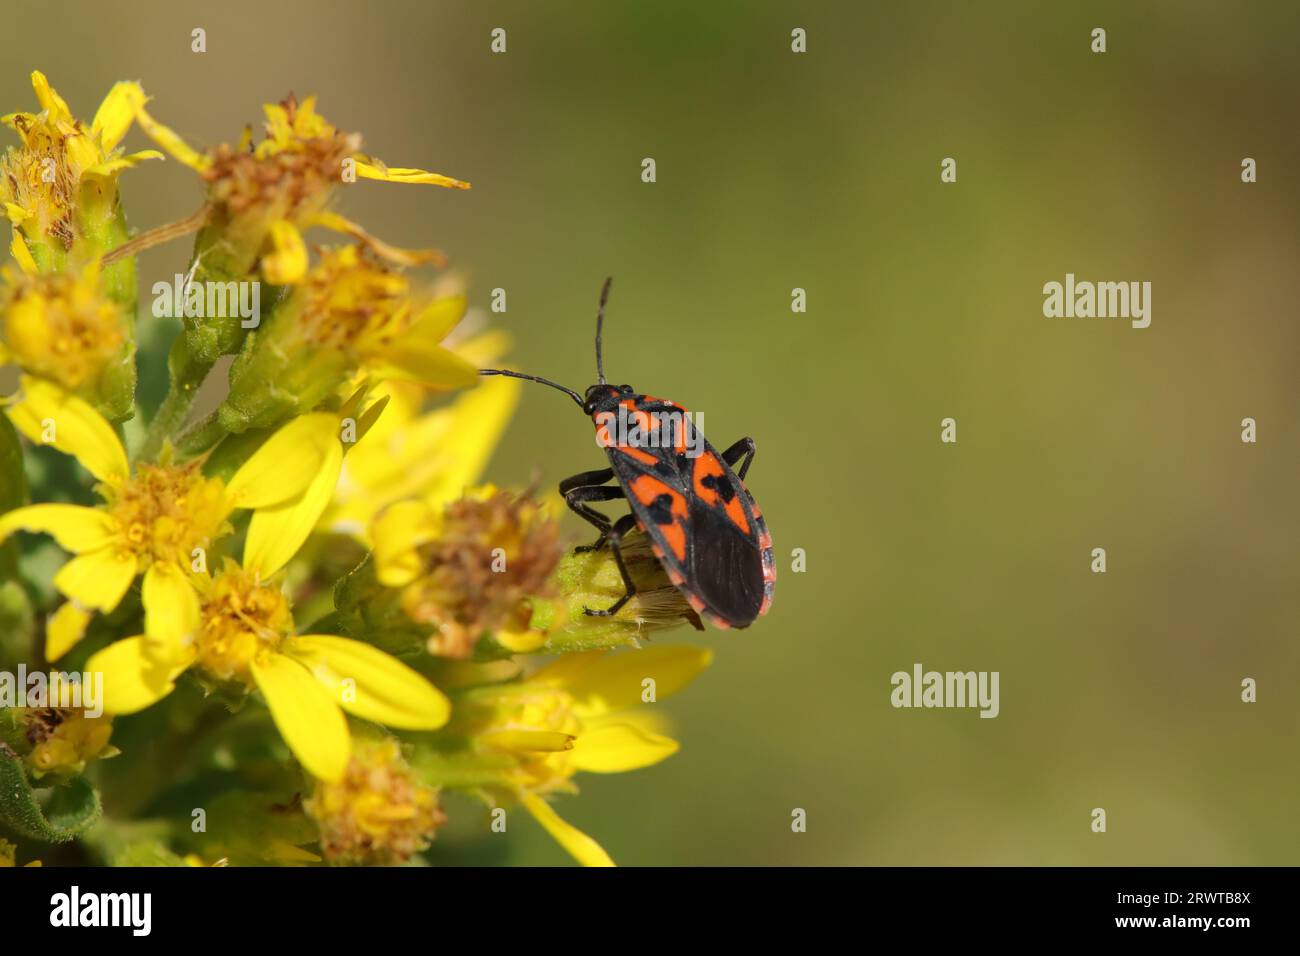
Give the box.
[3,0,1298,864]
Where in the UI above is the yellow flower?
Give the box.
[217,246,478,433]
[19,707,116,778]
[455,645,712,866]
[306,735,445,865]
[134,93,467,285]
[0,259,134,418]
[87,532,452,785]
[0,377,341,659]
[0,71,160,270]
[323,334,519,538]
[293,247,476,386]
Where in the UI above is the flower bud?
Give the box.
[0,261,135,420]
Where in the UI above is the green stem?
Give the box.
[139,374,204,462]
[175,409,227,458]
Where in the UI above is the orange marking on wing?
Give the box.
[617,444,658,467]
[660,521,688,561]
[629,475,686,515]
[629,475,688,560]
[692,454,725,505]
[724,496,751,535]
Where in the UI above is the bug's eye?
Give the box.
[618,384,633,393]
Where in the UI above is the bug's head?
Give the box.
[582,382,632,416]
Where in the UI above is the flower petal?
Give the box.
[224,412,339,509]
[261,220,308,285]
[53,548,137,612]
[527,649,605,687]
[287,635,451,730]
[0,503,118,552]
[133,103,210,170]
[82,150,164,179]
[405,295,467,345]
[90,81,146,151]
[569,721,679,773]
[421,374,520,508]
[325,375,520,539]
[242,439,342,575]
[532,645,713,717]
[367,335,479,389]
[88,636,184,715]
[141,563,201,664]
[370,499,440,587]
[251,653,350,782]
[46,602,93,662]
[6,376,128,486]
[353,160,469,189]
[495,629,547,653]
[307,212,444,268]
[520,791,615,867]
[9,231,37,275]
[30,72,72,122]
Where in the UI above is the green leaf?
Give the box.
[0,748,102,842]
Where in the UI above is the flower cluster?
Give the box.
[0,73,711,866]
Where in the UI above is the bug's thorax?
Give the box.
[582,383,629,420]
[586,385,698,463]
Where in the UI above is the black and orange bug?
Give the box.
[480,278,774,629]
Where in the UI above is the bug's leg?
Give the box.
[559,468,614,495]
[584,514,639,617]
[566,486,626,552]
[560,469,623,552]
[720,437,756,480]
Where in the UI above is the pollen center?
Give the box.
[107,462,229,568]
[3,270,125,390]
[194,565,295,684]
[298,246,408,351]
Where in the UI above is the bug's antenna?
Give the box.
[479,369,584,408]
[595,276,612,385]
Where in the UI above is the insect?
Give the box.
[480,278,775,629]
